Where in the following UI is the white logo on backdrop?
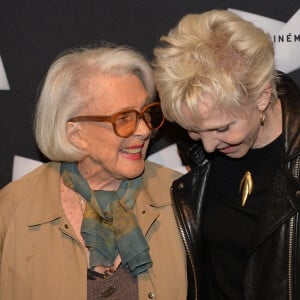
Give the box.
[11,9,300,180]
[229,8,300,73]
[0,55,10,90]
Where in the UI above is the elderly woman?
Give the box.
[153,9,300,300]
[0,45,187,300]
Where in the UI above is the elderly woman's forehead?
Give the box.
[86,72,142,87]
[79,73,147,109]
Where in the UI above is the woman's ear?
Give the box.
[256,83,272,112]
[66,122,88,150]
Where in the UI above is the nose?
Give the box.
[188,131,218,153]
[134,117,151,139]
[202,137,219,153]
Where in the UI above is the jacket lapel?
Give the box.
[27,162,62,226]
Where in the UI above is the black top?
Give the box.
[203,135,283,299]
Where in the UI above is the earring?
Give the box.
[260,111,266,126]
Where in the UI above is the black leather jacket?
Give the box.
[171,73,300,300]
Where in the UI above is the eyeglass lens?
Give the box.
[115,104,164,137]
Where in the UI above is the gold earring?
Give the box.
[260,111,266,126]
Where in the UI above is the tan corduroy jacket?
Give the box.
[0,161,187,300]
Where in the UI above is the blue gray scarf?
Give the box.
[60,162,152,276]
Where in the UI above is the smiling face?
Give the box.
[67,73,151,190]
[183,90,276,159]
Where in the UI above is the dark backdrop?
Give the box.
[1,0,299,188]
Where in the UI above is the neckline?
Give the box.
[246,134,283,159]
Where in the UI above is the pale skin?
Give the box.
[62,73,151,274]
[184,84,283,159]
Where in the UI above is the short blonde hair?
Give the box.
[153,9,278,126]
[35,44,155,161]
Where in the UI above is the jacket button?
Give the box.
[148,292,155,299]
[296,191,300,198]
[177,182,184,190]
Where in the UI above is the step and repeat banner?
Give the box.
[1,1,299,188]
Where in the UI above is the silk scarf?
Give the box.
[60,162,152,276]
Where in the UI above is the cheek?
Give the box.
[142,140,150,157]
[86,129,122,158]
[217,127,249,146]
[225,123,259,146]
[188,131,202,140]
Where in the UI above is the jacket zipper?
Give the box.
[288,216,295,300]
[288,157,300,300]
[172,192,199,300]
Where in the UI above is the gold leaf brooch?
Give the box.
[239,171,253,207]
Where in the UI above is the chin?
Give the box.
[122,163,145,179]
[227,149,249,159]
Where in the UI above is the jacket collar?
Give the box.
[142,161,176,207]
[27,162,63,226]
[135,161,180,235]
[278,72,300,161]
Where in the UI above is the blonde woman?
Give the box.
[154,10,300,300]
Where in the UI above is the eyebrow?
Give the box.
[94,101,149,116]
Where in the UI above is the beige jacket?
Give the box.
[0,161,187,300]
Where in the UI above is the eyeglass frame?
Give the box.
[67,102,165,138]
